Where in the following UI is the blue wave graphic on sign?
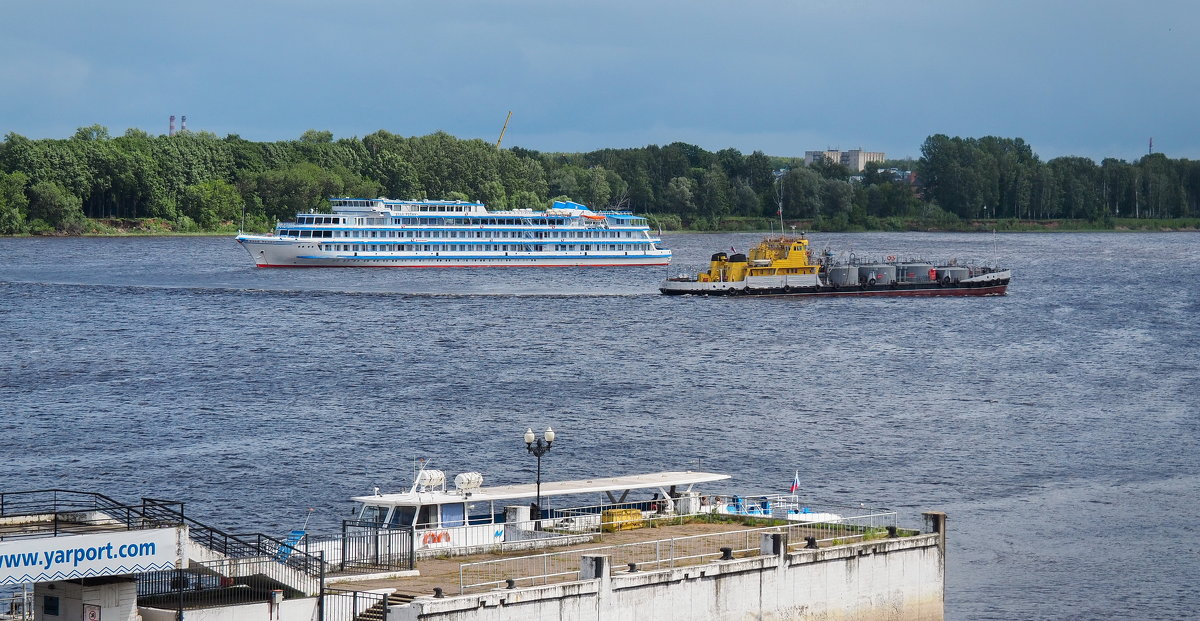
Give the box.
[0,562,176,585]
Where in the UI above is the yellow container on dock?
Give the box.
[601,509,644,532]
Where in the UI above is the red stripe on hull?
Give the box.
[661,284,1008,297]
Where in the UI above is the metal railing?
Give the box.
[457,502,899,594]
[0,490,324,582]
[1,587,33,621]
[0,490,184,539]
[323,520,414,572]
[321,588,389,621]
[136,555,319,610]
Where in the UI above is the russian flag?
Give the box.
[789,471,800,494]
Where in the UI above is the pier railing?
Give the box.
[0,489,184,539]
[321,588,390,621]
[457,501,898,594]
[0,489,325,581]
[136,555,320,609]
[323,520,414,573]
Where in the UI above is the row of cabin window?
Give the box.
[398,204,473,213]
[363,504,472,529]
[320,243,651,252]
[393,217,565,226]
[282,229,641,239]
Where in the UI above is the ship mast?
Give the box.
[774,169,786,235]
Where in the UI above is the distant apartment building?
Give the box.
[804,149,886,172]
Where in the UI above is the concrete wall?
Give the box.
[35,579,139,621]
[140,598,318,621]
[388,531,944,621]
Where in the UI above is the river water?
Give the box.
[1,232,1197,619]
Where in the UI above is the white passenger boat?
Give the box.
[235,198,671,267]
[303,469,730,561]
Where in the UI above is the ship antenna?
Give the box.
[774,169,786,235]
[410,457,431,493]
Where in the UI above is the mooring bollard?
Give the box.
[805,537,818,549]
[719,547,734,560]
[887,526,898,538]
[433,587,444,599]
[627,562,639,573]
[505,578,516,589]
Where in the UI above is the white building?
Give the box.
[804,149,886,172]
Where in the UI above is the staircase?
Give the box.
[327,591,420,621]
[0,489,324,597]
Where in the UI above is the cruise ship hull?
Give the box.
[239,237,671,267]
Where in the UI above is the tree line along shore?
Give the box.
[1,126,1198,236]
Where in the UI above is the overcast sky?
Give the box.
[3,0,1197,162]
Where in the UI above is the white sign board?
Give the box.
[0,528,184,585]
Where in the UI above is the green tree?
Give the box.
[246,162,343,222]
[371,151,423,199]
[26,180,86,232]
[782,167,822,217]
[697,164,731,221]
[581,167,611,209]
[665,176,696,216]
[299,129,334,144]
[821,179,854,218]
[0,171,30,234]
[180,179,244,228]
[72,124,110,141]
[809,156,852,180]
[745,150,774,194]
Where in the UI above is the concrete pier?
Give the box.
[388,521,946,621]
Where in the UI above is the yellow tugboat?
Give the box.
[660,235,1010,297]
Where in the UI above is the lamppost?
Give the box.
[524,426,555,522]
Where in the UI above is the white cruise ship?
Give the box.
[235,198,671,267]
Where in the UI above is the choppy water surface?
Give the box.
[2,232,1197,619]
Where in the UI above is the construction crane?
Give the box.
[495,111,512,149]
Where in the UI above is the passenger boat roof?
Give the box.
[353,471,731,505]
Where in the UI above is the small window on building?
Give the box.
[44,596,60,617]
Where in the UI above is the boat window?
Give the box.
[441,503,466,528]
[389,506,416,527]
[360,505,389,524]
[416,504,437,528]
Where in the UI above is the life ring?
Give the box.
[867,278,876,287]
[941,275,951,286]
[422,531,451,545]
[886,255,896,262]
